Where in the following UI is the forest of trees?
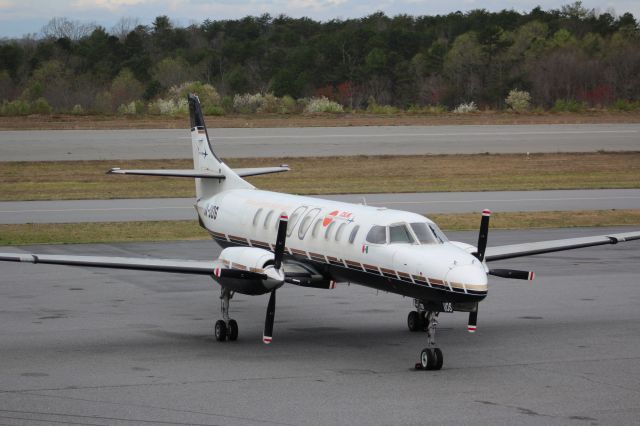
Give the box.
[0,2,639,115]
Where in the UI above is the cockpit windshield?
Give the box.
[389,224,415,244]
[410,222,448,244]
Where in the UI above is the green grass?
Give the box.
[1,152,639,201]
[2,210,638,246]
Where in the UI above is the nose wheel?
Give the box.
[413,311,443,371]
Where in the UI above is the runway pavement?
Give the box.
[2,189,639,224]
[1,123,639,161]
[1,227,639,425]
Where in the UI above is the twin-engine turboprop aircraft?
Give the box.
[2,94,639,370]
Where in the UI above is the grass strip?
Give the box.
[2,210,639,246]
[1,152,639,201]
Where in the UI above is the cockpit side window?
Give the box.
[429,223,449,243]
[389,224,415,244]
[365,225,387,244]
[410,222,437,244]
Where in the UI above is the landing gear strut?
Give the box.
[410,299,443,370]
[215,287,238,342]
[415,311,443,370]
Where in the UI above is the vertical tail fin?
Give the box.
[188,94,253,199]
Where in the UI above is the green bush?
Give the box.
[505,89,531,112]
[304,96,344,113]
[117,100,144,115]
[407,104,448,114]
[169,81,221,110]
[280,95,297,113]
[0,99,31,115]
[147,98,188,115]
[552,99,586,112]
[71,104,85,115]
[611,99,640,111]
[366,97,398,114]
[202,105,225,116]
[31,98,53,114]
[233,93,264,113]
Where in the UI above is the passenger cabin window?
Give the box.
[410,222,437,244]
[263,210,274,229]
[335,223,347,241]
[325,221,336,240]
[298,208,320,240]
[348,225,360,244]
[252,208,263,226]
[389,224,415,244]
[287,206,307,237]
[366,225,387,244]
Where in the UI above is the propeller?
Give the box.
[468,309,478,333]
[263,214,288,344]
[488,268,535,280]
[474,209,491,262]
[467,209,535,332]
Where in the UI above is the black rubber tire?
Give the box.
[214,320,227,342]
[227,319,238,341]
[420,348,437,370]
[433,347,444,370]
[408,311,421,332]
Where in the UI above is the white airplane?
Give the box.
[2,94,639,371]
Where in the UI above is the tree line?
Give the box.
[1,2,639,115]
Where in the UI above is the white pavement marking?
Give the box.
[213,129,638,140]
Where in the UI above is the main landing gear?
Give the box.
[214,288,238,342]
[409,300,444,370]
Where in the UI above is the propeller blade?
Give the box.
[263,290,276,344]
[213,268,267,280]
[468,310,478,333]
[489,269,535,280]
[273,214,288,270]
[474,209,491,261]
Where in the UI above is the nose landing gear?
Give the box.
[415,311,443,370]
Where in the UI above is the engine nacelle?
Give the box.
[216,247,282,295]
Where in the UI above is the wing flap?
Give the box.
[0,253,221,275]
[485,230,640,261]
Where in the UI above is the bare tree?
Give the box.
[41,17,96,41]
[111,17,140,40]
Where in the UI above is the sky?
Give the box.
[1,0,639,38]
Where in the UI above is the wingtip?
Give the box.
[262,336,272,344]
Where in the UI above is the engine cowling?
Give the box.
[216,247,283,295]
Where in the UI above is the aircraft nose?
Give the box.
[445,263,487,287]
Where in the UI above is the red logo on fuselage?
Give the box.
[322,210,354,227]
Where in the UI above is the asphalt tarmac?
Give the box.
[1,227,639,425]
[2,189,639,224]
[1,123,639,161]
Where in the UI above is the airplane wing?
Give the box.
[485,230,640,261]
[107,166,289,178]
[0,252,317,283]
[0,252,222,275]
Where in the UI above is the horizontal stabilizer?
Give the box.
[108,166,289,178]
